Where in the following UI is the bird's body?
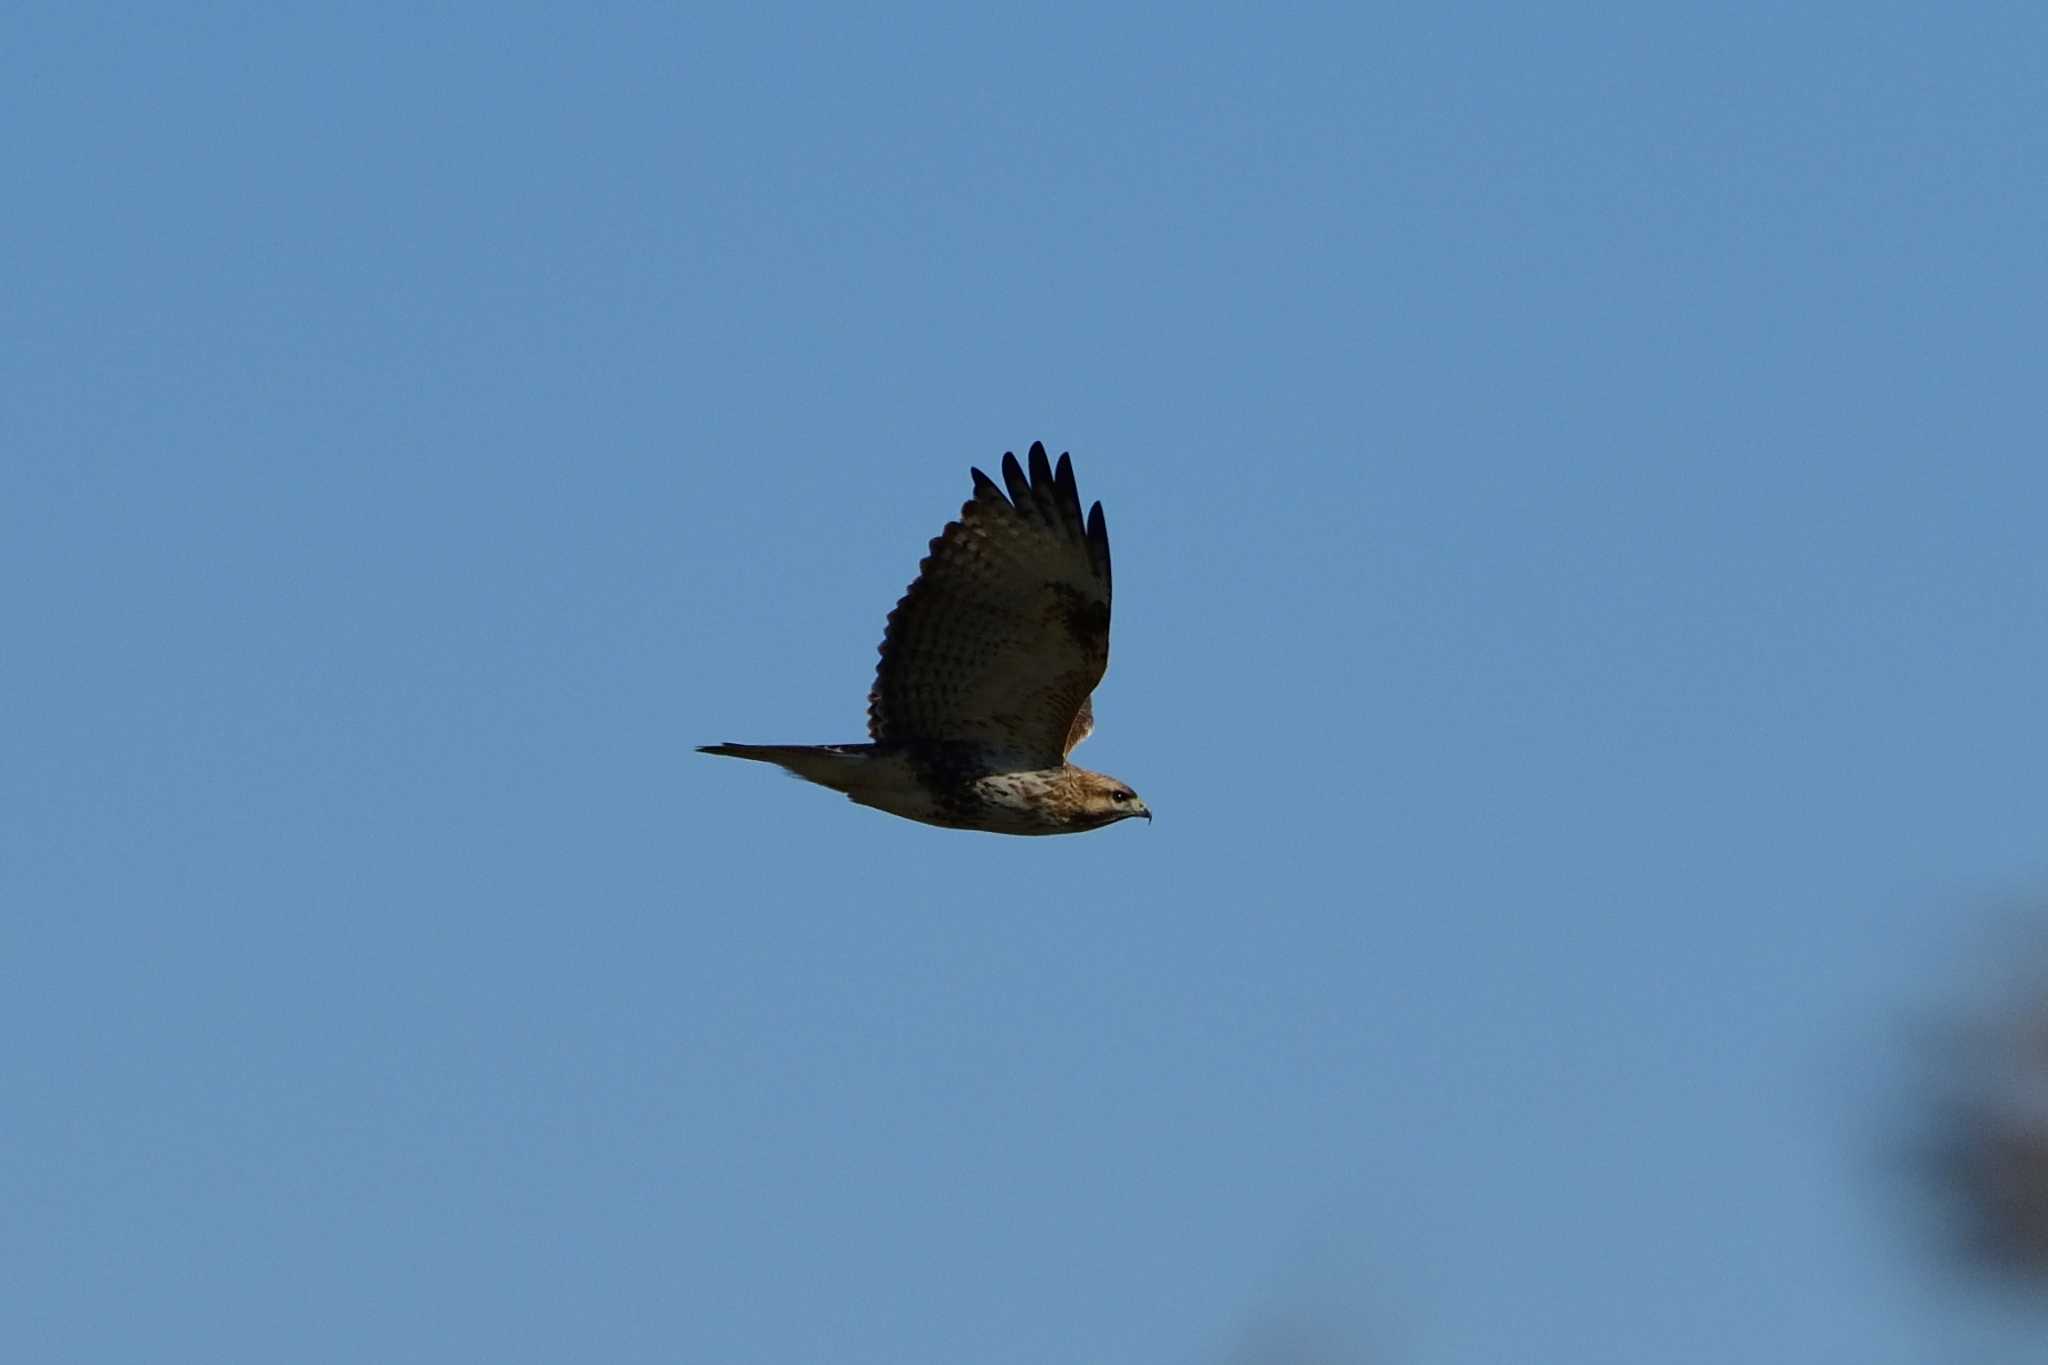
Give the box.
[696,741,1131,835]
[699,443,1150,835]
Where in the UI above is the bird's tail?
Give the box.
[696,743,873,792]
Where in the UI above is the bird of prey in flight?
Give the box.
[699,442,1150,835]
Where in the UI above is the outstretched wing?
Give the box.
[868,442,1113,765]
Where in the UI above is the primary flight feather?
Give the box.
[699,442,1150,835]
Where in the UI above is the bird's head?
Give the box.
[1075,771,1152,828]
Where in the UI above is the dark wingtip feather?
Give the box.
[1001,451,1032,506]
[1027,442,1054,490]
[969,466,1003,500]
[1023,442,1061,528]
[1051,452,1082,539]
[1086,501,1112,588]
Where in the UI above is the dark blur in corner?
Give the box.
[1902,905,2048,1287]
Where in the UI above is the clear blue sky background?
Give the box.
[6,4,2045,1361]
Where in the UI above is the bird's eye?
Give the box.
[1111,790,1130,803]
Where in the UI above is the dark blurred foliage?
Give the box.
[1904,915,2048,1286]
[1918,1009,2048,1280]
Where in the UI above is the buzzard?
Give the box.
[699,442,1150,834]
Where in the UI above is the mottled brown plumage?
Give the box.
[698,443,1149,835]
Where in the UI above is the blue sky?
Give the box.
[6,3,2046,1361]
